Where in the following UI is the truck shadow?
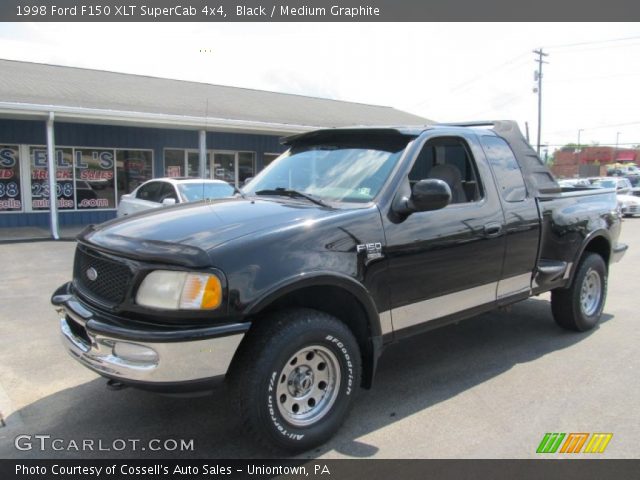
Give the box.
[2,297,612,459]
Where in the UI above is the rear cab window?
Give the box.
[480,136,527,202]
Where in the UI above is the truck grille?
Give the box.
[73,246,133,306]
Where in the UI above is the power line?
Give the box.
[549,41,640,55]
[548,121,640,135]
[542,141,640,150]
[546,71,640,83]
[545,142,640,147]
[412,51,529,108]
[467,93,527,118]
[545,35,640,49]
[448,53,529,93]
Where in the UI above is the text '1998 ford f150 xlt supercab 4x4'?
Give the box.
[52,121,627,451]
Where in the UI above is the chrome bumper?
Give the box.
[54,286,248,386]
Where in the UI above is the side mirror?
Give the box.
[404,179,451,213]
[162,198,177,206]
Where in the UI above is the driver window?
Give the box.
[408,137,483,204]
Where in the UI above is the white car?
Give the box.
[618,194,640,217]
[589,177,632,194]
[589,177,640,217]
[117,178,235,217]
[558,178,591,188]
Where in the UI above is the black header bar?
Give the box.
[2,459,639,480]
[0,0,639,22]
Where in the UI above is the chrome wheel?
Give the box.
[276,345,341,427]
[580,268,602,316]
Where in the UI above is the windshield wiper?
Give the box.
[255,188,330,207]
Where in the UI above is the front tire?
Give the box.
[228,308,361,452]
[551,253,607,331]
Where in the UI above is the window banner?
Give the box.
[0,145,21,211]
[30,147,75,210]
[74,149,115,209]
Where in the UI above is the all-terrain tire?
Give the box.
[227,308,361,452]
[551,253,607,332]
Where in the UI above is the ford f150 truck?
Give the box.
[52,121,627,451]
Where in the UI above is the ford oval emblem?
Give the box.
[86,267,98,282]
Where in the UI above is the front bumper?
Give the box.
[52,283,249,392]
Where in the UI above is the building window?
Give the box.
[187,151,206,177]
[238,152,255,183]
[164,149,185,177]
[116,150,153,198]
[0,145,22,212]
[74,148,116,209]
[27,146,152,212]
[263,153,280,168]
[165,149,210,178]
[165,149,256,187]
[212,152,236,183]
[30,146,75,211]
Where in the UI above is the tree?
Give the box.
[560,143,579,152]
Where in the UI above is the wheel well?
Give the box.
[583,236,611,266]
[256,285,376,389]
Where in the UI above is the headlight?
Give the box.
[136,270,222,310]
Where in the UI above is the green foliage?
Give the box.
[560,143,579,151]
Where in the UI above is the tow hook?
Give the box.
[106,379,127,391]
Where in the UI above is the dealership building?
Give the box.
[0,59,428,234]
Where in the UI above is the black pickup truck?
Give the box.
[52,121,627,451]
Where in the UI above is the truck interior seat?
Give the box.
[427,164,467,203]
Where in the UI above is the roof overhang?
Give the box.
[0,101,318,135]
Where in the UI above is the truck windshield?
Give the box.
[244,139,410,204]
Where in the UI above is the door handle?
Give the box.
[484,223,503,237]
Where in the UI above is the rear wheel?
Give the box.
[228,308,361,452]
[551,253,607,331]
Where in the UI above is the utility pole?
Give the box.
[533,48,549,155]
[577,129,583,151]
[613,131,621,165]
[577,128,584,164]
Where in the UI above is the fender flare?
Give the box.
[568,229,612,284]
[245,271,383,339]
[244,272,384,388]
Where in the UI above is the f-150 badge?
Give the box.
[357,242,383,260]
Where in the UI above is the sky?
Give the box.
[1,22,640,156]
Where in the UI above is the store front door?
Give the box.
[165,150,255,187]
[211,152,237,185]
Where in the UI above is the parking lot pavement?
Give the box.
[0,219,638,459]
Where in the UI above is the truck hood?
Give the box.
[79,197,342,267]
